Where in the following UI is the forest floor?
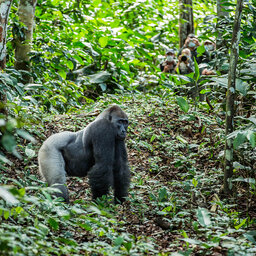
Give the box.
[2,92,256,255]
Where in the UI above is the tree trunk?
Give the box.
[223,0,244,195]
[0,0,13,114]
[0,0,13,70]
[179,0,194,48]
[216,0,229,50]
[14,0,37,82]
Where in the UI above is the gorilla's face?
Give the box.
[113,117,129,140]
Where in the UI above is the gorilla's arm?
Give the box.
[38,131,77,202]
[87,119,116,200]
[113,140,130,203]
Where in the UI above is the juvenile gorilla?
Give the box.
[38,105,130,203]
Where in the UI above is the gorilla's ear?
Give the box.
[108,114,112,121]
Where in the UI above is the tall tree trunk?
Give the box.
[223,0,244,195]
[0,0,13,114]
[216,0,229,50]
[179,0,194,48]
[0,0,13,70]
[14,0,37,82]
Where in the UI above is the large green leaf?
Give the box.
[176,97,189,113]
[58,70,66,80]
[236,79,249,96]
[87,71,111,84]
[210,77,228,88]
[197,208,211,227]
[48,218,59,231]
[246,131,256,148]
[196,45,206,56]
[114,236,124,246]
[193,58,200,82]
[233,133,246,149]
[99,37,109,48]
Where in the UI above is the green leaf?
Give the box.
[248,117,256,125]
[51,95,67,103]
[197,208,211,227]
[48,218,59,231]
[58,70,66,80]
[249,133,256,148]
[158,187,168,202]
[246,131,256,148]
[24,83,44,90]
[15,206,23,214]
[211,77,228,88]
[114,236,124,246]
[16,129,36,143]
[192,178,198,188]
[244,231,256,244]
[66,60,74,70]
[4,210,10,220]
[99,37,109,48]
[0,154,13,165]
[197,45,206,56]
[150,134,156,142]
[1,134,16,152]
[88,206,102,215]
[25,147,36,158]
[18,188,26,197]
[233,177,255,184]
[200,88,211,94]
[176,97,189,113]
[233,133,246,149]
[88,71,111,84]
[73,55,84,65]
[58,237,77,246]
[194,58,200,81]
[183,238,201,245]
[99,83,107,91]
[0,187,18,204]
[124,241,132,252]
[78,223,92,231]
[176,135,188,144]
[236,79,248,96]
[37,223,50,235]
[235,218,247,230]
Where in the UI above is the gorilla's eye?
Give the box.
[118,119,128,125]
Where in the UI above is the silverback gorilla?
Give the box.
[38,105,130,203]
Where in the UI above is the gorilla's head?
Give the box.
[108,106,129,140]
[96,105,129,140]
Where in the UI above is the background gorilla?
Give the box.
[38,105,130,203]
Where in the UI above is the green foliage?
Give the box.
[1,0,255,254]
[0,92,255,255]
[176,97,190,113]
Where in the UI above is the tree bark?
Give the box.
[179,0,194,48]
[0,0,13,70]
[14,0,37,82]
[223,0,244,195]
[216,0,229,50]
[0,0,13,114]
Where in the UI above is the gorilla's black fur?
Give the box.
[38,105,130,203]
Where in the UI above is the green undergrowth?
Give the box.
[0,91,256,255]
